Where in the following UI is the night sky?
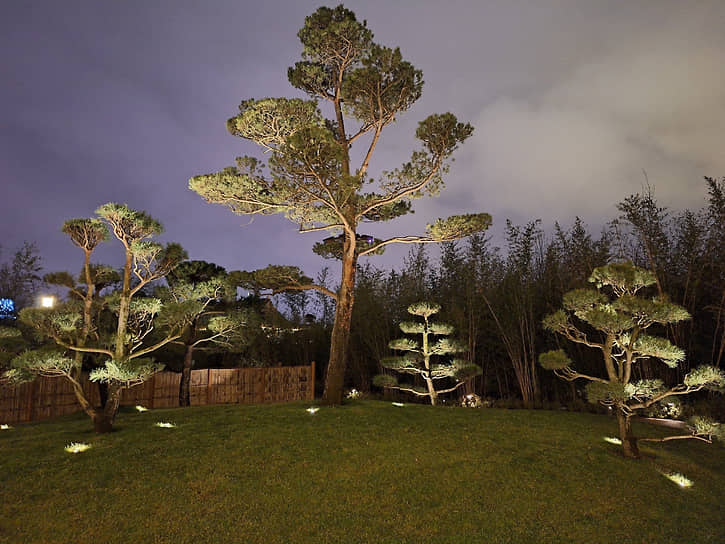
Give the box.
[2,0,724,285]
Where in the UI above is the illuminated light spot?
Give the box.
[135,405,149,412]
[306,407,320,414]
[346,389,361,399]
[0,298,16,319]
[604,436,622,445]
[40,296,55,308]
[0,424,11,430]
[155,422,177,428]
[663,472,693,488]
[65,442,91,453]
[392,402,405,407]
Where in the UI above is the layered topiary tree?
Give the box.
[189,5,490,404]
[6,204,190,432]
[159,260,255,406]
[373,302,481,405]
[540,262,724,458]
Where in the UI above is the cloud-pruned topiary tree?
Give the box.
[373,302,481,405]
[540,262,725,458]
[6,204,189,433]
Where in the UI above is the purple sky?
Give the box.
[2,0,724,285]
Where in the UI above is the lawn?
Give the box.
[1,401,723,544]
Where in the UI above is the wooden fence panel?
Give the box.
[0,363,314,423]
[0,374,102,424]
[189,368,208,406]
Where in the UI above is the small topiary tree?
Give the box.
[5,204,189,433]
[373,302,481,405]
[540,262,725,458]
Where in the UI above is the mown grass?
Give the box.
[1,401,723,544]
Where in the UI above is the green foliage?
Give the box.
[388,338,419,351]
[407,301,440,318]
[377,301,480,404]
[426,213,492,242]
[542,261,723,454]
[19,306,82,340]
[89,358,164,386]
[0,241,43,309]
[166,260,227,288]
[8,348,76,382]
[688,416,724,440]
[372,374,398,388]
[95,203,163,241]
[230,265,313,294]
[380,355,419,373]
[341,44,423,123]
[624,379,666,400]
[44,271,75,289]
[0,326,21,339]
[684,366,725,389]
[585,381,628,404]
[399,321,425,335]
[539,349,572,370]
[630,335,685,368]
[312,234,384,260]
[430,337,466,355]
[227,98,323,146]
[62,218,109,251]
[588,261,657,294]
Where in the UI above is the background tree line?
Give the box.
[275,177,724,414]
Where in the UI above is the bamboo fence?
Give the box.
[0,363,315,424]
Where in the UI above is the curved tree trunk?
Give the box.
[616,409,640,459]
[323,243,357,405]
[94,382,122,433]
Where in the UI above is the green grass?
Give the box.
[1,401,724,544]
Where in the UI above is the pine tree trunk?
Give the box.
[94,382,122,433]
[179,344,194,407]
[616,409,640,459]
[323,244,357,405]
[424,377,438,406]
[69,363,98,422]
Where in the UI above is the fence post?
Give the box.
[207,368,212,405]
[25,380,37,422]
[310,361,315,401]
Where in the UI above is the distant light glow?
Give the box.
[306,407,319,414]
[65,442,91,453]
[0,298,15,319]
[604,436,622,444]
[346,389,361,399]
[155,422,176,428]
[663,472,693,488]
[135,405,149,412]
[392,402,405,407]
[40,296,55,308]
[0,424,11,430]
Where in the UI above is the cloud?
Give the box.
[466,8,725,227]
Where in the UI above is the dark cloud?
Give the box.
[2,0,723,284]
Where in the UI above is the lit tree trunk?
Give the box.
[323,235,357,405]
[616,408,640,459]
[180,343,194,407]
[96,249,132,433]
[115,249,133,362]
[71,247,99,422]
[93,382,122,433]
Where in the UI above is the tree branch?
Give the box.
[358,235,441,256]
[356,157,442,220]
